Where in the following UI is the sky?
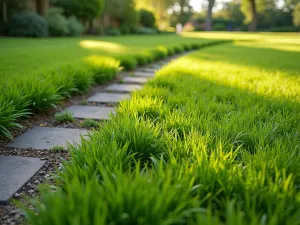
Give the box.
[190,0,230,12]
[190,0,202,12]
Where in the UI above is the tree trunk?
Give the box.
[179,0,185,25]
[206,0,215,31]
[88,20,94,33]
[36,0,49,16]
[248,0,257,31]
[2,1,7,22]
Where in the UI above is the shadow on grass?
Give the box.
[187,41,300,75]
[150,70,300,153]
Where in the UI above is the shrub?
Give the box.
[6,11,48,37]
[263,26,299,32]
[139,9,156,28]
[136,27,157,35]
[54,111,75,123]
[105,27,121,36]
[120,24,131,35]
[119,57,137,70]
[67,16,84,36]
[45,8,69,36]
[214,23,227,31]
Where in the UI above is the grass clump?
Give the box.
[173,45,185,54]
[119,56,137,70]
[99,115,167,162]
[50,145,65,152]
[133,54,148,66]
[80,119,99,128]
[0,97,29,140]
[54,111,74,123]
[85,55,120,84]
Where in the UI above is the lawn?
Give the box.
[22,33,300,224]
[0,35,213,81]
[0,34,226,139]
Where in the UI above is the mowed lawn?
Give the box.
[0,35,213,82]
[23,34,300,224]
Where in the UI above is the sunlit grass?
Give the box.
[79,40,127,53]
[22,37,300,224]
[0,35,213,82]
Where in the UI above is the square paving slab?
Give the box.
[63,105,115,120]
[133,71,155,77]
[123,76,148,84]
[149,64,162,69]
[0,156,46,204]
[7,127,88,150]
[142,68,157,73]
[87,92,129,104]
[105,84,143,93]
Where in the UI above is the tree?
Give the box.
[51,0,104,26]
[206,0,215,31]
[139,9,156,27]
[0,0,27,22]
[248,0,257,31]
[293,2,300,27]
[135,0,176,27]
[103,0,138,27]
[241,0,276,31]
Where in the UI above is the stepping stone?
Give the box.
[63,105,115,120]
[123,76,148,84]
[157,60,170,65]
[105,84,143,93]
[133,71,155,77]
[149,64,162,69]
[7,127,87,150]
[87,92,129,104]
[142,68,157,73]
[0,156,46,204]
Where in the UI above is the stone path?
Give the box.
[105,84,143,93]
[0,156,45,204]
[7,127,88,150]
[63,106,115,120]
[123,76,148,84]
[1,54,177,206]
[133,71,155,77]
[87,92,129,104]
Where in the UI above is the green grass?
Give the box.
[80,119,99,128]
[0,35,215,81]
[50,145,65,152]
[54,111,75,123]
[0,35,226,139]
[21,34,300,224]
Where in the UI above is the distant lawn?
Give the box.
[0,35,212,82]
